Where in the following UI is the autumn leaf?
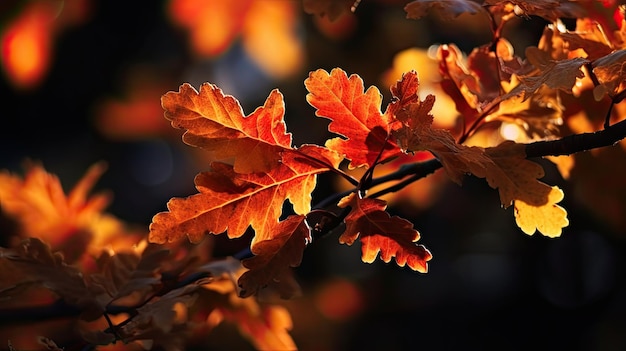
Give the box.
[337,193,432,272]
[389,71,568,236]
[483,142,569,237]
[162,82,294,174]
[305,68,402,169]
[0,238,98,313]
[0,161,133,265]
[149,145,341,244]
[506,55,590,100]
[238,215,309,298]
[86,243,169,308]
[514,186,568,237]
[404,0,485,20]
[592,49,626,99]
[485,0,586,22]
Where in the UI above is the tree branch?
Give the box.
[525,116,626,158]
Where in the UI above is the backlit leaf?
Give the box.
[338,193,432,272]
[162,82,293,174]
[389,71,568,236]
[592,49,626,98]
[514,186,568,237]
[149,145,341,244]
[305,68,402,169]
[506,56,590,100]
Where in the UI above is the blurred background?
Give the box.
[1,0,626,350]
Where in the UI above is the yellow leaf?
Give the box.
[514,186,569,237]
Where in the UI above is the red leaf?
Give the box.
[338,193,432,272]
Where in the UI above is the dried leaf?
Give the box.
[592,49,626,98]
[338,193,432,272]
[507,56,590,100]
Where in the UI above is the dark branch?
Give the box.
[525,117,626,158]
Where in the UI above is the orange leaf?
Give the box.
[305,68,402,169]
[149,145,341,244]
[592,49,626,98]
[388,70,568,236]
[204,274,296,350]
[337,193,432,272]
[0,161,116,249]
[162,82,293,174]
[239,215,309,298]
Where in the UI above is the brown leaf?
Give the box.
[0,238,98,312]
[592,49,626,98]
[238,215,309,298]
[507,56,590,100]
[485,0,586,21]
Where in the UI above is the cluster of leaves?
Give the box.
[1,0,626,350]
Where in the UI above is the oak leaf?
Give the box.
[305,68,402,169]
[239,215,309,298]
[338,193,432,272]
[149,145,341,244]
[484,142,569,236]
[389,71,568,236]
[592,49,626,99]
[161,82,293,174]
[507,56,590,100]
